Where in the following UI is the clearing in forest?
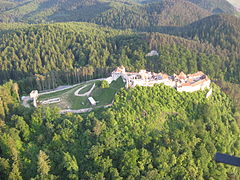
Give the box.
[38,78,125,110]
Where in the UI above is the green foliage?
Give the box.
[1,80,240,179]
[0,0,235,28]
[1,21,240,94]
[8,162,22,180]
[0,80,20,120]
[38,78,124,110]
[186,0,236,13]
[92,77,125,106]
[0,22,146,93]
[63,152,79,179]
[215,80,240,128]
[93,0,211,29]
[101,80,110,88]
[175,14,240,51]
[37,150,50,178]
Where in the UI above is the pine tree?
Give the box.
[37,150,51,179]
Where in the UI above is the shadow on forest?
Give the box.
[46,1,112,22]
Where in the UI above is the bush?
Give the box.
[101,80,110,88]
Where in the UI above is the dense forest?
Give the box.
[1,81,240,179]
[1,20,240,93]
[92,0,211,29]
[171,14,240,51]
[143,0,236,13]
[0,0,237,28]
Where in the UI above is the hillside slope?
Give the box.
[1,22,240,93]
[174,14,240,50]
[187,0,236,13]
[92,0,211,29]
[143,0,236,13]
[0,0,231,28]
[1,81,240,179]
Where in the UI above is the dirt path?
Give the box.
[74,83,95,97]
[39,78,106,96]
[74,85,88,96]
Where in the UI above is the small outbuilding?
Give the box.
[88,97,96,106]
[146,50,159,57]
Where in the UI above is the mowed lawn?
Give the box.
[38,78,125,110]
[92,78,125,106]
[38,86,76,101]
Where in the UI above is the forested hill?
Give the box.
[143,0,236,13]
[0,0,236,28]
[187,0,236,13]
[172,14,240,51]
[1,22,240,93]
[92,0,211,29]
[1,81,240,179]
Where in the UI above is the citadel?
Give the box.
[111,66,211,93]
[27,66,212,110]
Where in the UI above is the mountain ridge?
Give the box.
[0,0,236,27]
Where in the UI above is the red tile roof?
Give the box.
[181,82,191,86]
[188,71,204,77]
[178,72,187,79]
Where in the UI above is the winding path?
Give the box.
[74,83,96,97]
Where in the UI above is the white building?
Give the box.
[88,97,96,106]
[146,50,159,57]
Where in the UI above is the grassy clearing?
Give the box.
[38,78,125,110]
[38,87,76,101]
[38,82,93,109]
[92,78,125,106]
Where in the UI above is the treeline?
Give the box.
[17,67,113,93]
[1,81,240,179]
[157,14,240,83]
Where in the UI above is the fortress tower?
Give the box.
[30,90,39,107]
